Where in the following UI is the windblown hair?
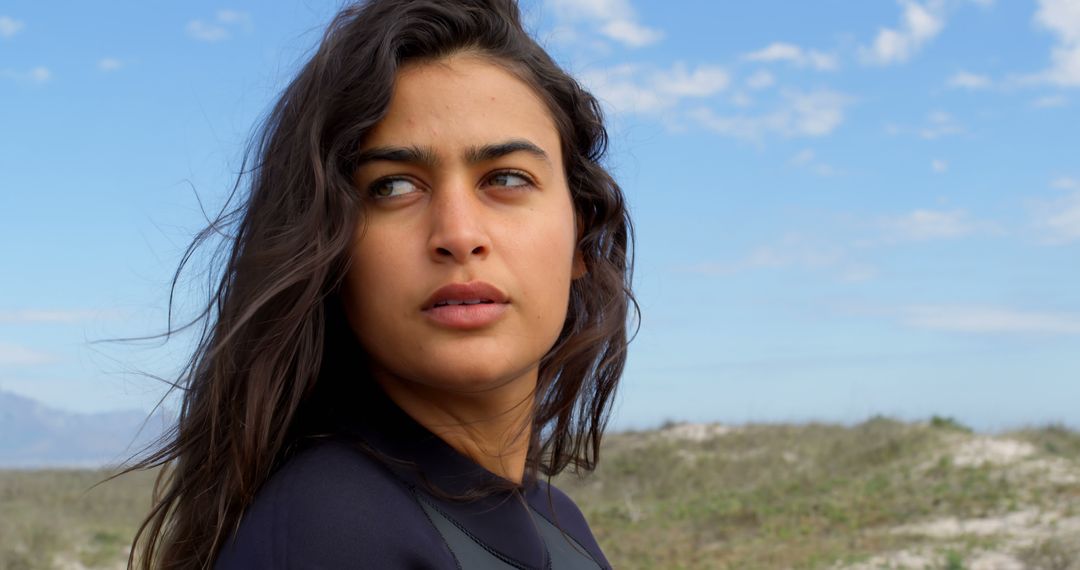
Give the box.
[113,0,636,568]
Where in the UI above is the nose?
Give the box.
[426,180,491,264]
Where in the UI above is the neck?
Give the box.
[372,367,538,485]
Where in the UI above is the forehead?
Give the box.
[360,54,562,162]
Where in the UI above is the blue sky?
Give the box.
[2,0,1078,432]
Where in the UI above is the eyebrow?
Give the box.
[353,139,552,172]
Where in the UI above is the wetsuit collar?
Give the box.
[327,382,552,569]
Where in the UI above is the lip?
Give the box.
[421,281,510,330]
[422,281,510,310]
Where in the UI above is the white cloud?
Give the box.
[0,15,24,39]
[1032,187,1080,243]
[654,63,730,97]
[679,234,870,281]
[601,19,662,47]
[786,90,852,135]
[186,10,252,43]
[745,241,843,269]
[947,71,991,89]
[1051,176,1080,189]
[921,110,964,139]
[790,148,837,176]
[216,9,251,26]
[931,159,948,173]
[545,0,632,21]
[791,148,816,166]
[580,62,729,114]
[860,0,946,66]
[187,20,229,42]
[582,65,667,113]
[881,209,975,241]
[743,42,838,71]
[681,235,843,273]
[885,111,964,138]
[545,0,662,48]
[2,66,51,85]
[690,89,853,141]
[28,66,50,83]
[840,265,879,282]
[1031,0,1080,86]
[745,70,775,90]
[902,305,1080,334]
[1041,197,1080,241]
[0,343,55,366]
[1032,94,1069,107]
[98,58,123,72]
[729,91,754,107]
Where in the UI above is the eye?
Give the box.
[368,177,420,199]
[486,170,534,189]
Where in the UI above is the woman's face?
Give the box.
[344,53,584,396]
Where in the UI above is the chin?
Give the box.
[412,360,538,395]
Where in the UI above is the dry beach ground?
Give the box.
[2,417,1077,569]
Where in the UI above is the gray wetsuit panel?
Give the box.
[415,492,603,569]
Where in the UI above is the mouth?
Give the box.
[422,281,510,311]
[431,299,497,308]
[423,299,509,330]
[422,281,510,330]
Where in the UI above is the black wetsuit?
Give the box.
[213,383,611,569]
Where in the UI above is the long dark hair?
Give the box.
[113,0,636,568]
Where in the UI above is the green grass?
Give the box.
[0,468,157,570]
[555,417,1080,569]
[1,417,1077,569]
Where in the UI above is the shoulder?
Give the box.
[213,438,455,569]
[528,479,610,568]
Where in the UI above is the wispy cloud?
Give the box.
[931,158,949,173]
[677,234,874,282]
[1031,94,1069,108]
[921,111,964,138]
[743,42,838,71]
[689,89,854,142]
[98,58,123,72]
[580,62,730,114]
[901,305,1080,334]
[0,343,55,366]
[860,0,946,66]
[1,66,51,85]
[187,20,229,42]
[545,0,662,48]
[1031,178,1080,244]
[745,70,775,90]
[0,309,122,324]
[947,70,991,89]
[600,19,662,47]
[679,235,844,274]
[789,148,838,176]
[677,205,995,281]
[879,209,978,241]
[1051,176,1080,189]
[886,110,965,139]
[215,9,251,26]
[1030,0,1080,87]
[186,10,253,43]
[0,15,24,39]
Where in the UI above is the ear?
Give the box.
[571,248,587,280]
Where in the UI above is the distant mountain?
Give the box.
[0,390,174,468]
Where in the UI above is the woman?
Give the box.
[119,0,635,568]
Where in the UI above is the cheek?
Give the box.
[343,233,408,331]
[511,210,578,316]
